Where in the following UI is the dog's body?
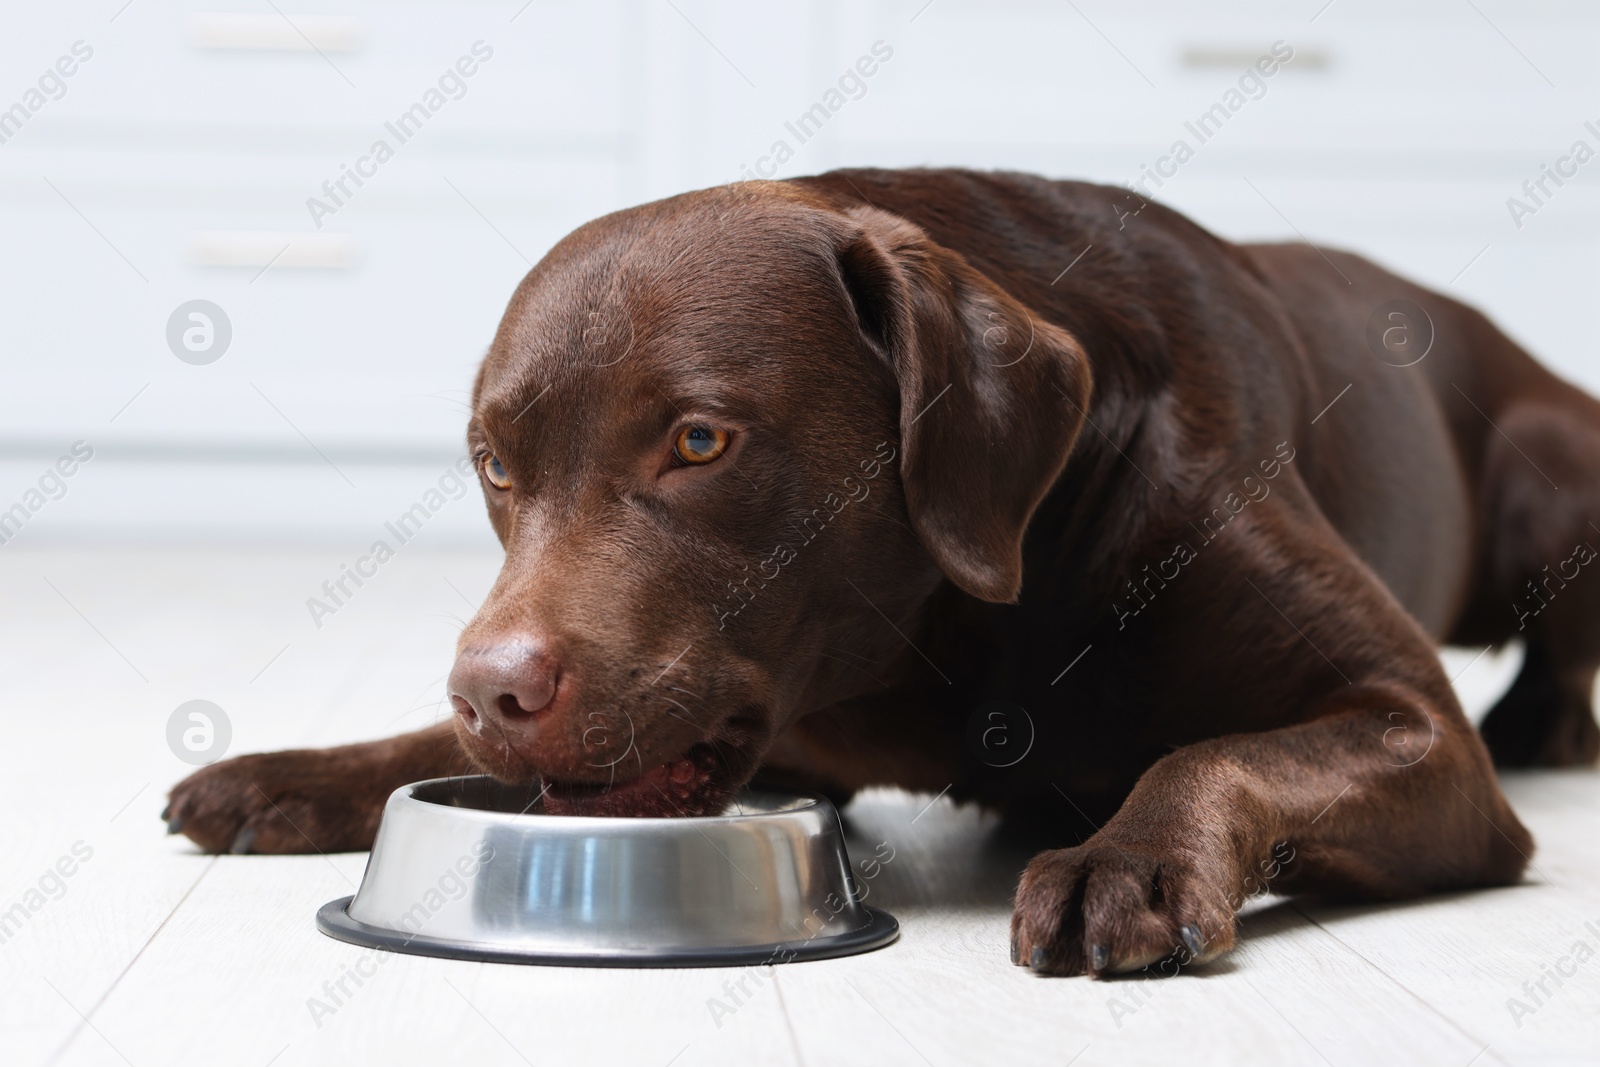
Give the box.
[168,169,1600,976]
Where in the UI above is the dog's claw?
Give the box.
[166,817,183,835]
[1010,934,1021,965]
[1180,924,1206,959]
[160,803,171,822]
[229,827,256,855]
[1090,943,1110,972]
[1028,946,1047,971]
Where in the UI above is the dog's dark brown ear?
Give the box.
[834,207,1092,603]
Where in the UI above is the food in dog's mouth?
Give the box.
[537,742,727,817]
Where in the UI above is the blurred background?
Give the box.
[0,0,1589,769]
[3,0,1596,546]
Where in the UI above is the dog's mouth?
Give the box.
[536,741,733,817]
[456,695,770,818]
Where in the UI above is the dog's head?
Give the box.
[448,180,1091,815]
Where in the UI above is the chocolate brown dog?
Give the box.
[166,168,1600,977]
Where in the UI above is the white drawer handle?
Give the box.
[187,13,362,52]
[187,231,355,269]
[1181,46,1330,71]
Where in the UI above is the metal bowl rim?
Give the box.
[394,775,831,828]
[317,895,900,968]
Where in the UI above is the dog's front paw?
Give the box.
[164,748,388,855]
[1010,841,1235,977]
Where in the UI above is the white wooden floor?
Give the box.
[4,545,1599,1067]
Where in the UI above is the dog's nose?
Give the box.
[449,638,560,736]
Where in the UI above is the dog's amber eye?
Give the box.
[673,426,729,465]
[482,454,512,490]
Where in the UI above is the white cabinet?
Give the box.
[1,0,1595,539]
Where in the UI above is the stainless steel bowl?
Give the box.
[316,776,898,966]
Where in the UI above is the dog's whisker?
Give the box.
[816,649,890,689]
[426,610,471,632]
[821,644,880,666]
[659,695,704,721]
[660,698,737,766]
[656,693,738,767]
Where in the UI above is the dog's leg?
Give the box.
[164,722,469,854]
[1473,399,1600,766]
[1479,639,1599,767]
[1012,521,1533,976]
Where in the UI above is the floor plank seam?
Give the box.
[770,971,808,1067]
[1287,901,1505,1064]
[45,854,220,1067]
